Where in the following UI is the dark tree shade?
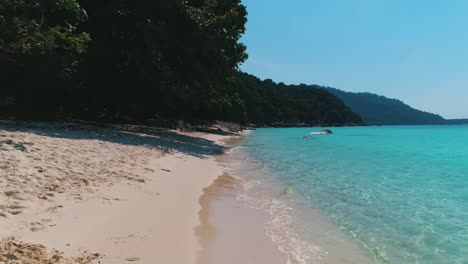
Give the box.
[1,0,366,127]
[75,0,248,122]
[0,0,90,117]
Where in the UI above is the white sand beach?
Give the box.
[0,121,283,264]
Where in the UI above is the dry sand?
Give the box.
[0,121,265,263]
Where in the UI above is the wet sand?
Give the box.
[198,131,374,264]
[196,174,287,264]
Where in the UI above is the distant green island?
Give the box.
[325,88,468,125]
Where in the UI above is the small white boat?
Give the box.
[304,129,333,138]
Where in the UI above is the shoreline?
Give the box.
[195,129,288,263]
[195,173,288,264]
[211,129,374,264]
[0,121,372,264]
[195,130,289,264]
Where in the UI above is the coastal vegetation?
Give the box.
[235,73,362,126]
[0,0,362,126]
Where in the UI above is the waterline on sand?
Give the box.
[195,173,287,264]
[196,132,372,264]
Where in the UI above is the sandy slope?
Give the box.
[0,121,229,264]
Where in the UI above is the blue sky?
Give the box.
[240,0,468,118]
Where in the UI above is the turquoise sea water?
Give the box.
[234,126,468,263]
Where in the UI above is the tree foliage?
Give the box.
[0,0,90,56]
[0,0,90,116]
[235,72,362,126]
[75,0,248,121]
[1,0,363,126]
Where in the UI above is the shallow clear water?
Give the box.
[236,126,468,264]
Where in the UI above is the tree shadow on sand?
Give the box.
[0,121,228,158]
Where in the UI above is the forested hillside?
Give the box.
[236,73,362,126]
[325,88,446,125]
[0,0,362,126]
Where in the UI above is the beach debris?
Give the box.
[4,191,18,197]
[279,186,294,196]
[30,226,42,232]
[80,178,90,186]
[0,237,100,263]
[126,256,141,261]
[0,139,32,152]
[4,254,17,260]
[160,168,171,172]
[38,195,49,200]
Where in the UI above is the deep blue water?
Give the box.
[240,126,468,263]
